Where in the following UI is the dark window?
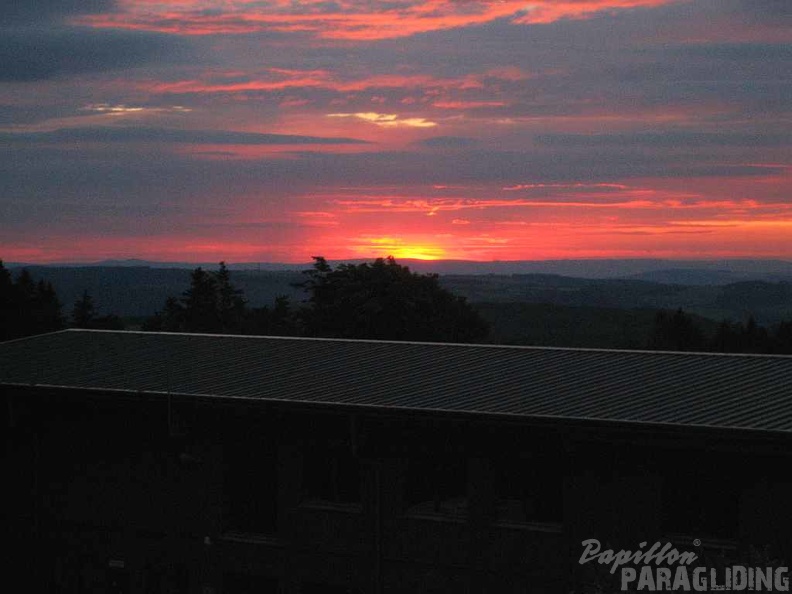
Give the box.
[662,453,739,540]
[223,573,279,593]
[301,417,361,505]
[302,443,361,504]
[224,432,278,533]
[108,568,130,594]
[301,582,361,594]
[145,563,189,594]
[494,452,563,524]
[405,455,468,518]
[51,558,85,594]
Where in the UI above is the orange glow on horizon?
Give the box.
[3,0,788,271]
[4,171,791,265]
[5,226,792,266]
[349,236,448,261]
[6,200,792,263]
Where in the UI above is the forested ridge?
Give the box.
[3,258,792,353]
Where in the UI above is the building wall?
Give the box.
[4,388,791,593]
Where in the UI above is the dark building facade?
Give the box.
[3,330,792,593]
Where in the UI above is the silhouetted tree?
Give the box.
[709,319,741,353]
[31,279,64,335]
[92,314,125,330]
[161,296,186,331]
[0,260,12,293]
[297,256,490,343]
[0,264,64,340]
[147,263,248,334]
[144,297,185,332]
[706,316,778,354]
[146,296,184,332]
[216,261,247,331]
[72,290,96,329]
[182,267,222,332]
[246,295,300,336]
[15,268,36,306]
[739,316,768,353]
[141,311,164,332]
[772,320,792,354]
[71,289,125,330]
[0,260,14,341]
[649,308,705,351]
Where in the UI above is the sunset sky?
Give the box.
[1,0,790,263]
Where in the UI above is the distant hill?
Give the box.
[7,259,303,271]
[623,268,792,285]
[476,303,721,350]
[440,275,792,325]
[8,258,792,280]
[6,266,306,318]
[6,264,792,325]
[441,274,682,308]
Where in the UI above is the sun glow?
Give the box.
[351,236,448,260]
[388,246,447,260]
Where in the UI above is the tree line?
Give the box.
[650,308,792,354]
[142,257,491,343]
[0,261,64,341]
[3,257,792,354]
[0,260,122,342]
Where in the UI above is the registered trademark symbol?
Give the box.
[693,539,701,547]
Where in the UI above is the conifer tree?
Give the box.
[0,260,14,341]
[182,267,221,333]
[216,261,246,332]
[0,266,64,340]
[298,256,489,343]
[72,290,96,329]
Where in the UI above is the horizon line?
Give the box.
[6,255,792,267]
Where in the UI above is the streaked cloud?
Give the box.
[0,126,369,145]
[432,100,508,110]
[81,103,193,115]
[142,69,525,97]
[327,113,437,128]
[76,0,682,40]
[1,0,790,263]
[536,131,792,148]
[503,183,632,191]
[420,136,479,148]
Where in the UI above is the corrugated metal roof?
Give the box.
[2,329,792,434]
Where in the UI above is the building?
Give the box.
[3,329,792,593]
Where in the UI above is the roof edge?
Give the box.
[53,328,792,360]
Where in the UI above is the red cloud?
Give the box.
[432,101,507,109]
[137,68,528,98]
[76,0,681,40]
[512,0,680,24]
